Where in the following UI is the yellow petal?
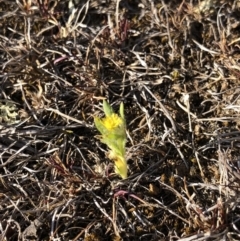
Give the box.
[102,114,123,131]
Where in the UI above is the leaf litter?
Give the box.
[0,0,240,240]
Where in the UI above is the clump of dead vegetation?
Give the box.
[0,0,240,240]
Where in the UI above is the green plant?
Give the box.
[94,100,127,179]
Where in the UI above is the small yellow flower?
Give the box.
[101,113,123,131]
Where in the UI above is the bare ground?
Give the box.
[0,0,240,240]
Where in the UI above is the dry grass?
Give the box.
[0,0,240,240]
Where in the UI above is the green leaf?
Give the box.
[94,117,105,135]
[103,100,114,117]
[119,102,124,119]
[114,156,127,179]
[101,135,125,156]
